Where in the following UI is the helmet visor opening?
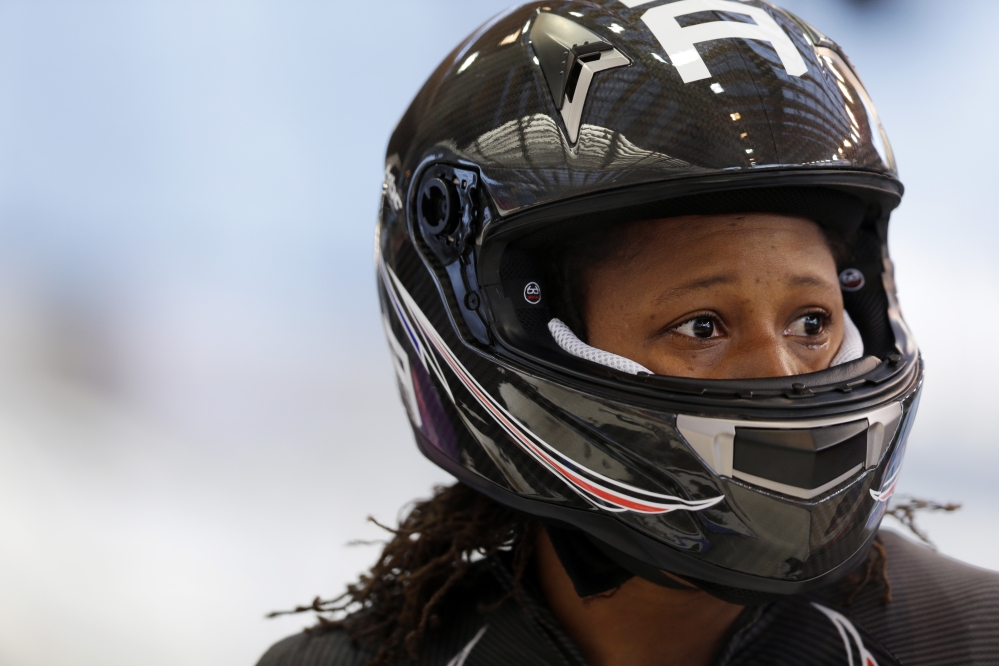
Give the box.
[481,186,897,382]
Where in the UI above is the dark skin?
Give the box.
[584,213,845,379]
[537,213,846,666]
[535,532,744,666]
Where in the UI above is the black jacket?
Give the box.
[256,531,999,666]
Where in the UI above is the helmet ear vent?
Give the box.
[482,245,559,352]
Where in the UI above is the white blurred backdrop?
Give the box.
[0,1,996,665]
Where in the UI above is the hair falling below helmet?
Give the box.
[376,0,921,602]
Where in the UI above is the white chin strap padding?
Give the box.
[548,318,652,375]
[831,310,864,366]
[549,311,865,375]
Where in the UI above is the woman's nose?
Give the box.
[722,333,801,379]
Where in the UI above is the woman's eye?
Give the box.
[786,313,825,337]
[675,316,718,339]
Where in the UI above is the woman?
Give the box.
[259,2,999,664]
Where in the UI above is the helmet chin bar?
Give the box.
[416,421,889,599]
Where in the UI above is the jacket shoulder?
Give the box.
[255,629,374,666]
[813,529,999,666]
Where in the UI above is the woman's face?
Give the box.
[582,213,845,379]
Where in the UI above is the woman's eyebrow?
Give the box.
[789,274,836,289]
[654,273,836,302]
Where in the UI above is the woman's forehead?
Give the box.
[631,212,822,237]
[604,213,831,264]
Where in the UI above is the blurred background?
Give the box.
[0,1,995,664]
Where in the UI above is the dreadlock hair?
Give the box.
[269,483,539,666]
[271,481,901,666]
[845,535,893,606]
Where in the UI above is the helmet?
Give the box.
[377,0,921,601]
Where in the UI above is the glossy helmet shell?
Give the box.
[377,0,921,599]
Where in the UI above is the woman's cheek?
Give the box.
[647,343,725,378]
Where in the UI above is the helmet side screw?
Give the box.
[464,292,481,310]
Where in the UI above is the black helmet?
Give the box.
[377,0,920,601]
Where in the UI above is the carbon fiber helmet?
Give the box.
[377,0,921,600]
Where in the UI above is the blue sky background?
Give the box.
[1,1,997,665]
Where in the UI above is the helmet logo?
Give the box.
[839,268,866,292]
[623,0,808,84]
[524,282,542,304]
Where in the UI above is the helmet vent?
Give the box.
[676,402,904,500]
[733,421,868,493]
[485,246,558,352]
[529,13,630,143]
